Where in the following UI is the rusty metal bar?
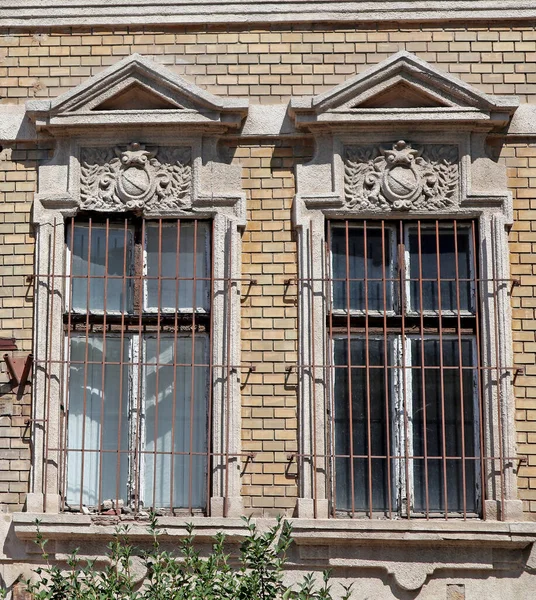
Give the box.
[115,218,129,512]
[434,219,449,520]
[453,220,468,520]
[3,354,19,386]
[309,228,319,519]
[398,223,411,519]
[170,219,182,512]
[381,221,393,519]
[344,220,356,517]
[363,221,373,518]
[97,217,110,511]
[417,221,430,519]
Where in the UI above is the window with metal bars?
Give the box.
[327,219,482,518]
[62,216,212,513]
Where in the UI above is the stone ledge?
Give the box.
[12,513,536,548]
[2,2,536,28]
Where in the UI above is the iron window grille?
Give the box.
[60,215,215,514]
[326,218,486,519]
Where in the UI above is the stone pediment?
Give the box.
[290,50,518,130]
[26,53,248,131]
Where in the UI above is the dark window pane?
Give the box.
[333,337,393,513]
[67,336,130,507]
[146,221,210,312]
[70,225,133,313]
[408,226,473,313]
[331,225,394,312]
[411,337,478,514]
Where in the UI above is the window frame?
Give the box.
[29,136,246,518]
[328,220,482,518]
[293,131,520,521]
[63,216,213,513]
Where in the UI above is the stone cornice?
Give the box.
[1,1,536,28]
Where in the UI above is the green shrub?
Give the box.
[1,515,352,600]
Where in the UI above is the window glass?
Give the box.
[333,336,393,512]
[145,221,210,312]
[67,335,130,507]
[408,226,473,313]
[331,225,394,312]
[65,218,212,512]
[329,220,480,518]
[69,224,133,313]
[410,337,478,514]
[143,334,209,509]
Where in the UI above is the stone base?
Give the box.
[24,493,60,514]
[485,499,525,521]
[210,496,244,517]
[295,497,329,519]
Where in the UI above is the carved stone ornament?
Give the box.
[344,140,459,211]
[80,143,192,213]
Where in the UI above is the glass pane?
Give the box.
[411,337,478,514]
[143,334,209,509]
[331,225,394,312]
[408,226,473,313]
[145,221,210,312]
[333,337,393,513]
[69,224,133,313]
[66,335,129,507]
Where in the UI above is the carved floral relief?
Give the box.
[80,143,192,213]
[344,140,459,211]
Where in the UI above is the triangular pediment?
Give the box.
[290,50,518,129]
[26,53,248,130]
[354,80,449,109]
[94,83,182,111]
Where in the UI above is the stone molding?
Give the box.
[26,53,248,133]
[2,2,536,27]
[290,51,518,131]
[79,143,192,214]
[11,514,536,592]
[344,140,459,212]
[13,512,536,544]
[291,53,521,522]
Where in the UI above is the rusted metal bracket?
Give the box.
[231,364,256,374]
[3,353,33,392]
[513,366,525,382]
[517,455,528,469]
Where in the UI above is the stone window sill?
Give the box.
[12,513,536,548]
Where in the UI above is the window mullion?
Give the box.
[397,223,412,518]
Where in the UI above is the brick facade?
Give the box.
[1,16,536,599]
[2,23,536,517]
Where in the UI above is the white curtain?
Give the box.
[66,336,129,507]
[143,334,209,508]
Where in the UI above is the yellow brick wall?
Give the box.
[232,140,312,515]
[1,24,536,104]
[0,143,43,511]
[1,22,536,516]
[506,142,536,519]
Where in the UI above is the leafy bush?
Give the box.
[1,515,352,600]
